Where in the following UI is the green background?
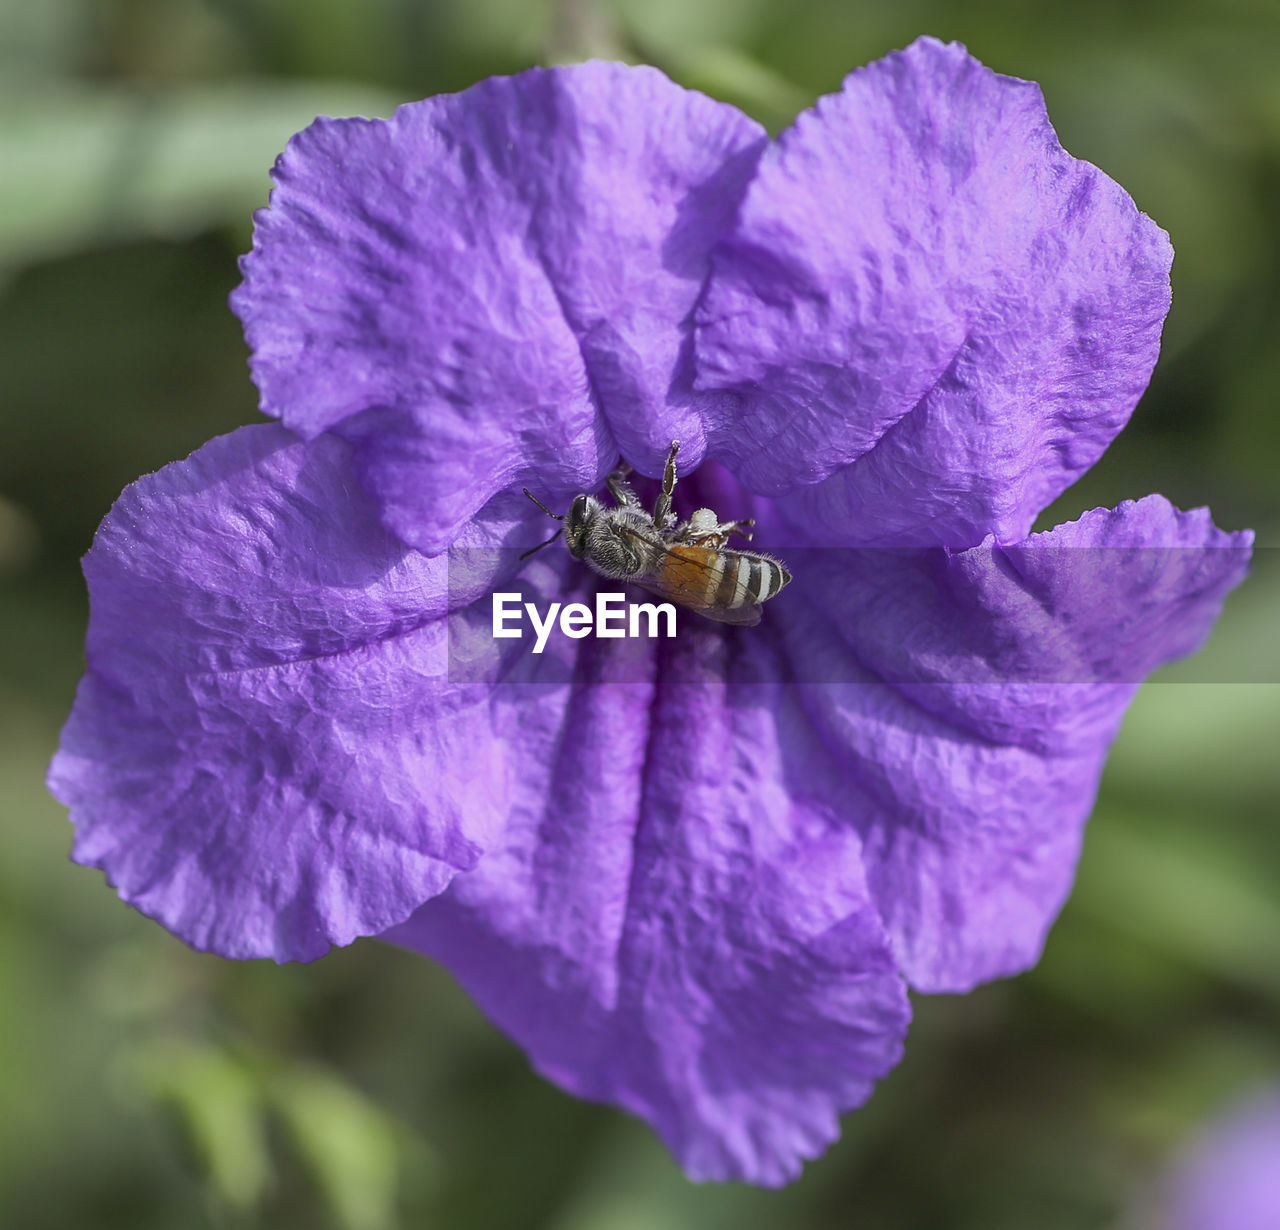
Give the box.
[2,1,1278,1226]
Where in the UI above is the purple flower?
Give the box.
[1154,1086,1280,1230]
[49,39,1251,1185]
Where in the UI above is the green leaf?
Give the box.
[1071,813,1280,1008]
[125,1036,272,1213]
[664,45,810,131]
[270,1065,407,1230]
[0,81,400,274]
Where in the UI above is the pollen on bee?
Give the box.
[492,591,676,653]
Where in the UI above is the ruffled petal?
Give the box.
[47,425,530,961]
[232,62,766,553]
[760,495,1251,989]
[696,37,1172,546]
[385,628,910,1186]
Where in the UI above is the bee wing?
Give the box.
[627,575,764,626]
[687,600,764,627]
[616,530,771,627]
[611,526,772,627]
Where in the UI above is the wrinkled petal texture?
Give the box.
[48,426,534,961]
[387,626,911,1186]
[696,37,1173,546]
[386,482,1247,1182]
[232,62,766,553]
[759,495,1252,990]
[57,37,1255,1188]
[48,428,1249,1178]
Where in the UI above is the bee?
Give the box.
[522,440,791,627]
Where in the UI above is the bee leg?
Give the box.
[606,472,641,508]
[653,440,680,529]
[675,507,716,543]
[708,521,755,546]
[678,509,753,547]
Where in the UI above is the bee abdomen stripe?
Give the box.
[701,551,727,605]
[727,556,753,607]
[711,553,740,608]
[754,559,784,603]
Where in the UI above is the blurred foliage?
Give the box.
[1,0,1277,1227]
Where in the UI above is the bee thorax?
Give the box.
[583,511,659,579]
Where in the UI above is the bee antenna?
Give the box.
[519,528,562,561]
[523,488,563,521]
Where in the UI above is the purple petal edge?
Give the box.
[48,425,516,961]
[386,633,913,1185]
[768,494,1252,992]
[233,61,766,554]
[697,37,1173,548]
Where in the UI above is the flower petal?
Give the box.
[761,495,1251,990]
[386,628,910,1186]
[47,425,525,961]
[1158,1086,1280,1230]
[232,63,766,553]
[696,37,1172,546]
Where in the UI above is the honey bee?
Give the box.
[522,440,791,626]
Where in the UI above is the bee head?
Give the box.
[562,493,597,559]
